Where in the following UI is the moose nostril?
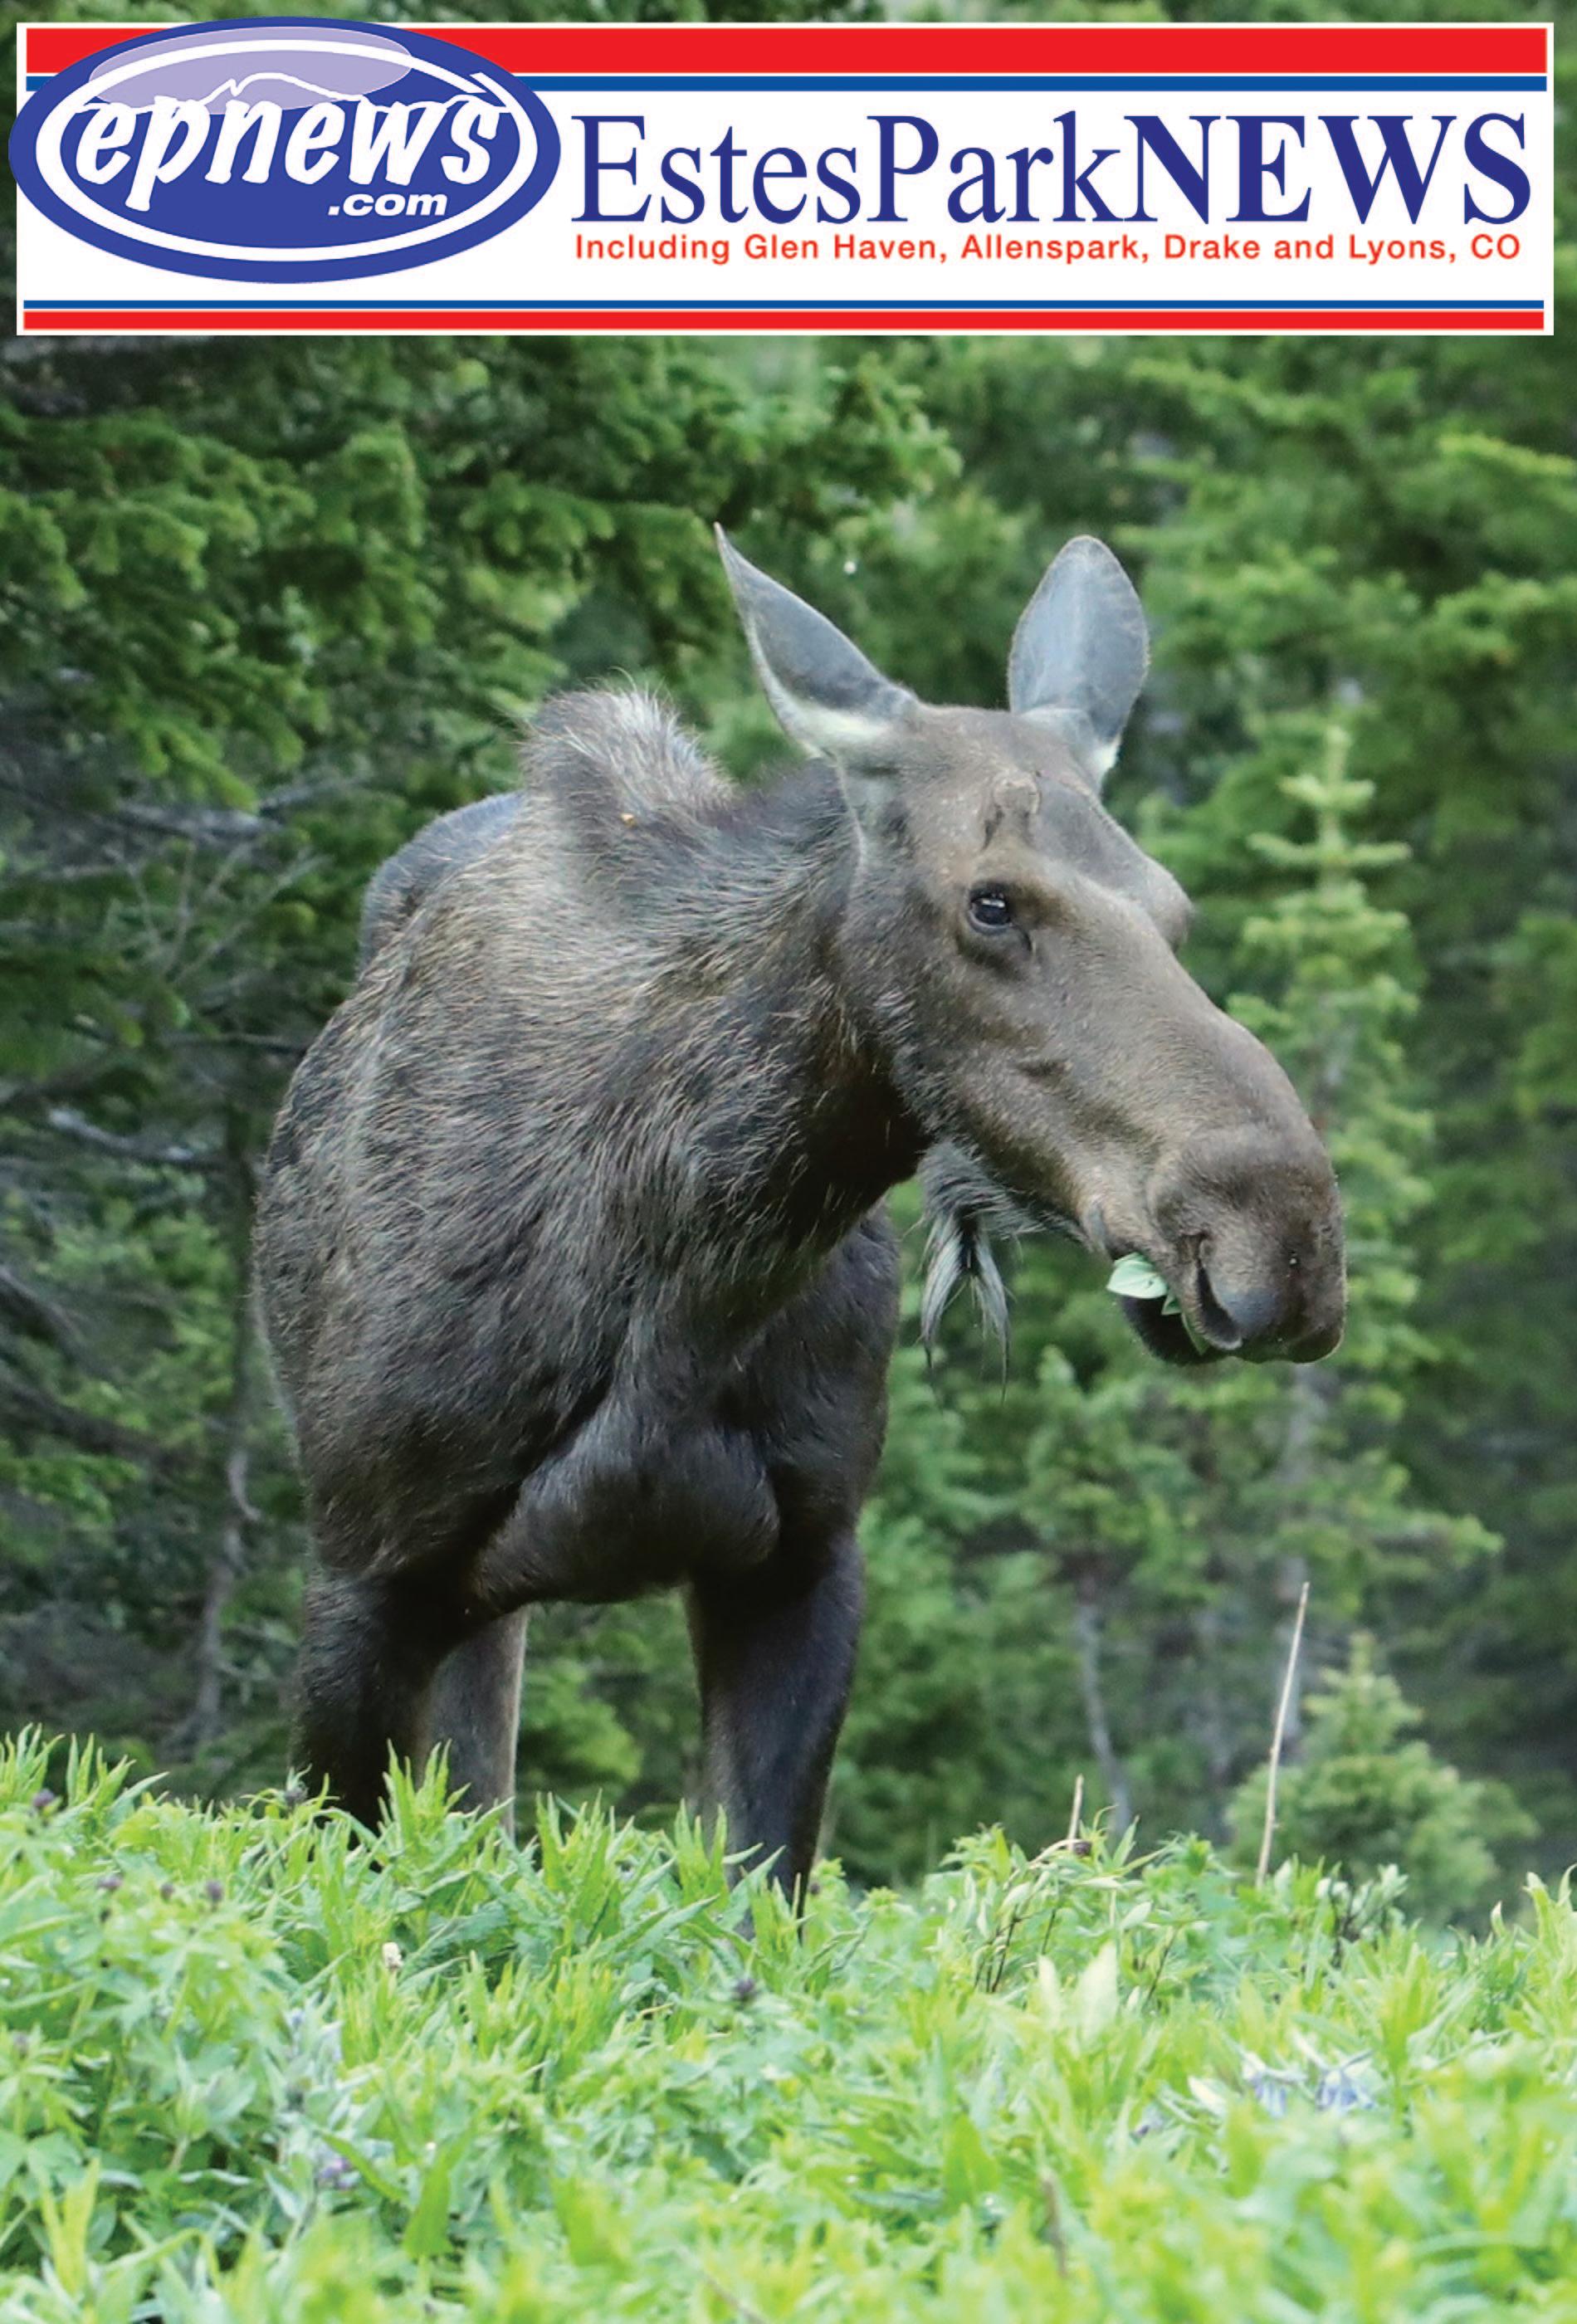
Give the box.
[1191,1257,1247,1350]
[1200,1269,1286,1349]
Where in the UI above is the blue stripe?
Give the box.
[26,298,1547,313]
[22,72,1548,94]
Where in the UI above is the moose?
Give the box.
[254,529,1345,1893]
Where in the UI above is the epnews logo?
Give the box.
[9,17,560,281]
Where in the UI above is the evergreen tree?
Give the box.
[1229,1633,1528,1922]
[887,242,1577,1859]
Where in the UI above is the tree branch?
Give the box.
[0,1372,176,1467]
[1071,1573,1133,1837]
[44,1107,220,1173]
[0,1262,80,1355]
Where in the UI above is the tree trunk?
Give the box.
[1192,1595,1236,1837]
[1072,1575,1132,1835]
[189,1129,259,1752]
[191,1369,256,1749]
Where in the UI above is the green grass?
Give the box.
[2,1738,1577,2321]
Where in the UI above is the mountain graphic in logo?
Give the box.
[11,17,561,284]
[85,25,422,111]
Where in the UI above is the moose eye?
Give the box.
[968,884,1015,934]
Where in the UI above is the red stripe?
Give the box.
[22,310,1549,336]
[23,22,1550,77]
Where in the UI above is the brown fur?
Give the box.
[255,541,1344,1890]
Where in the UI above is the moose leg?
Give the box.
[419,1609,529,1832]
[686,1527,864,1901]
[295,1568,468,1828]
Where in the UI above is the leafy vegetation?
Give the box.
[3,1736,1577,2322]
[2,0,1575,1931]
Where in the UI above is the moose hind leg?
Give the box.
[295,1569,466,1828]
[686,1528,864,1901]
[420,1609,528,1833]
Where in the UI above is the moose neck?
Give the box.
[639,762,923,1289]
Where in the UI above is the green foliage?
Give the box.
[0,1737,1572,2322]
[1230,1638,1532,1924]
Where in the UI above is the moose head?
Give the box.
[717,526,1345,1366]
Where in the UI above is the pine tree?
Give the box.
[1228,1633,1528,1922]
[892,269,1577,1861]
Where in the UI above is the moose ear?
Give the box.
[715,527,915,776]
[1008,536,1149,786]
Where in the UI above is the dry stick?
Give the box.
[1065,1772,1085,1848]
[1256,1579,1311,1887]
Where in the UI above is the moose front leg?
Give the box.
[686,1527,865,1901]
[295,1567,472,1827]
[422,1609,530,1830]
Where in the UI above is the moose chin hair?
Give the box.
[916,1140,1082,1355]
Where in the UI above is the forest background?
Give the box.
[3,0,1574,1922]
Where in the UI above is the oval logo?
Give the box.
[9,16,560,282]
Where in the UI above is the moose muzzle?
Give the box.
[1140,1125,1346,1364]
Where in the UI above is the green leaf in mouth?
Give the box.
[1107,1256,1213,1352]
[1106,1254,1170,1301]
